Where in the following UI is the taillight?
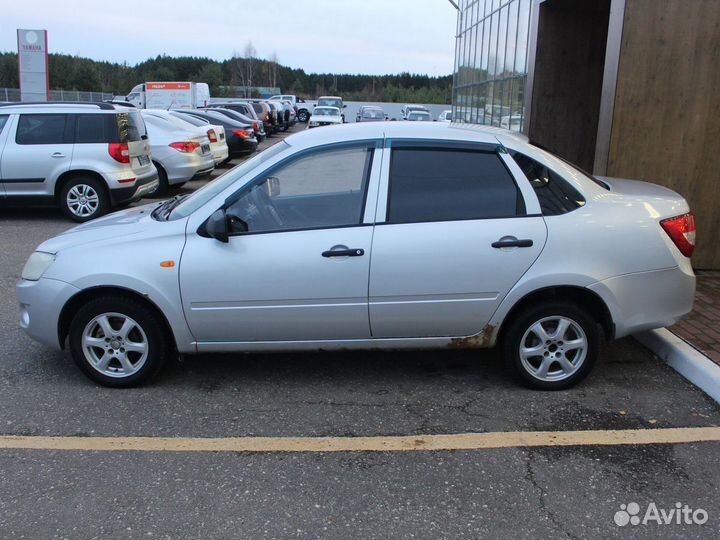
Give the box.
[169,141,201,153]
[661,213,696,257]
[252,122,258,132]
[108,142,130,164]
[233,129,250,139]
[207,129,218,143]
[265,113,269,121]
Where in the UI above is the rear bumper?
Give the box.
[164,153,216,185]
[589,262,696,339]
[228,138,258,157]
[109,170,158,205]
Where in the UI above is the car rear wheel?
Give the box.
[59,176,108,222]
[68,296,169,387]
[503,302,599,390]
[147,162,168,197]
[298,110,309,123]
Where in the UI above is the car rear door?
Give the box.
[368,141,547,338]
[179,141,382,344]
[0,113,73,198]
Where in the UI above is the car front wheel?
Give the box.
[503,302,599,390]
[298,110,309,122]
[68,296,169,387]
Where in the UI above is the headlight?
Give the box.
[21,252,56,281]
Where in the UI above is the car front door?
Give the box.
[0,113,73,198]
[180,141,381,344]
[368,142,547,338]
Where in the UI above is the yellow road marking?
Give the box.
[0,427,718,453]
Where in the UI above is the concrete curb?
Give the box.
[635,328,720,404]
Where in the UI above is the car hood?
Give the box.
[37,202,164,254]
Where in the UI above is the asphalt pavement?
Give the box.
[0,124,719,539]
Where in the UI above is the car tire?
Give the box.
[147,162,168,197]
[503,302,599,390]
[68,296,169,388]
[298,110,309,123]
[59,176,109,222]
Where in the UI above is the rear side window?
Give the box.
[116,111,146,142]
[75,114,117,143]
[509,151,586,215]
[16,114,67,145]
[387,147,524,224]
[0,115,8,134]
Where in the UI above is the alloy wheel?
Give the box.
[518,316,588,382]
[81,312,149,378]
[66,184,100,217]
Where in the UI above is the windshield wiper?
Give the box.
[151,194,188,221]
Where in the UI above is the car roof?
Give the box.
[318,96,342,100]
[285,121,517,150]
[0,101,122,113]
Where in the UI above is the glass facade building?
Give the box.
[452,0,533,132]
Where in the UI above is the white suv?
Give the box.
[0,102,158,221]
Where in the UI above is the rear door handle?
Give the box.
[322,248,365,257]
[492,238,534,248]
[51,152,65,158]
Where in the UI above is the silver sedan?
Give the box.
[17,122,695,388]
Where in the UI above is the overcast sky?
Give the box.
[2,0,458,76]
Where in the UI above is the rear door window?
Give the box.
[16,114,68,145]
[387,147,524,224]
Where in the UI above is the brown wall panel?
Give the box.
[529,0,610,171]
[608,0,720,268]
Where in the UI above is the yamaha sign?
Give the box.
[17,29,49,101]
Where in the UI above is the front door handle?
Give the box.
[322,247,365,257]
[492,238,534,248]
[51,152,65,158]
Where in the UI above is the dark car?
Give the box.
[267,101,289,131]
[199,107,265,142]
[205,102,266,141]
[173,109,257,157]
[356,106,387,122]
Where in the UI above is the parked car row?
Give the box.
[0,101,260,221]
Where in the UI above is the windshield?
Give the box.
[444,111,453,120]
[318,98,342,108]
[313,107,339,116]
[362,109,384,118]
[169,141,291,220]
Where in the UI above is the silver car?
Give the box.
[0,102,158,221]
[17,123,696,389]
[141,112,215,196]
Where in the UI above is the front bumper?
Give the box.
[17,277,80,350]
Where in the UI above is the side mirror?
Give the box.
[204,208,230,242]
[343,104,347,108]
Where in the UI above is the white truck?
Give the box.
[125,82,210,109]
